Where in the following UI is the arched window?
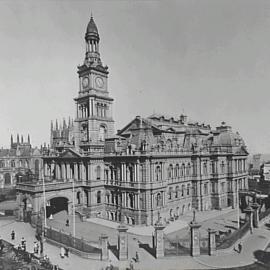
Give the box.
[204,183,208,195]
[129,193,134,208]
[168,164,173,179]
[156,193,162,207]
[187,184,190,196]
[203,162,207,175]
[175,186,180,198]
[97,191,101,204]
[4,173,11,185]
[175,164,179,178]
[96,166,101,180]
[181,185,185,196]
[155,165,161,181]
[11,160,15,168]
[221,161,225,174]
[98,125,107,141]
[181,164,185,177]
[168,187,173,200]
[186,163,191,176]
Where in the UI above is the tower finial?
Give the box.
[91,11,93,19]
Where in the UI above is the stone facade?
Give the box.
[0,135,42,189]
[16,15,249,226]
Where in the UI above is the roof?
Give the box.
[86,16,99,36]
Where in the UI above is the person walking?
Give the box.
[129,260,134,270]
[60,246,65,258]
[238,241,242,253]
[64,247,69,258]
[21,237,26,251]
[11,230,15,241]
[135,251,139,262]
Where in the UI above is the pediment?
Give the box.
[118,117,160,136]
[59,149,82,159]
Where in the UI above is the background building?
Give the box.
[0,135,42,189]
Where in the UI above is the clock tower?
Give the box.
[74,15,115,153]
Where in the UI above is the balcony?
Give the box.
[16,180,76,193]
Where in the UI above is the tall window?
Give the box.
[203,162,207,175]
[99,125,106,141]
[168,187,173,200]
[157,193,162,207]
[181,185,185,197]
[155,165,161,181]
[204,183,208,195]
[175,164,179,178]
[221,182,225,193]
[186,163,191,176]
[96,166,101,180]
[168,164,173,179]
[211,182,215,193]
[97,191,101,204]
[221,161,225,174]
[187,184,190,196]
[175,186,179,198]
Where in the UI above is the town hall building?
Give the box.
[16,15,249,226]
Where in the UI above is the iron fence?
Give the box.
[45,227,101,255]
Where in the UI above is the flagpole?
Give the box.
[42,167,47,228]
[237,183,240,229]
[72,179,76,239]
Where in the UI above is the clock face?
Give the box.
[82,77,89,88]
[95,76,104,88]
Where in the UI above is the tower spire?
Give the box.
[84,14,101,65]
[11,134,13,146]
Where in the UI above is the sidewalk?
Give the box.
[0,218,107,270]
[1,217,269,270]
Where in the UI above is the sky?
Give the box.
[0,0,270,154]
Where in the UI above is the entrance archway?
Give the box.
[47,197,68,218]
[4,173,11,186]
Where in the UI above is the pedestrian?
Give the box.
[135,251,139,262]
[238,242,242,254]
[0,239,4,252]
[36,242,39,254]
[64,247,69,257]
[66,219,69,227]
[129,260,134,270]
[11,230,15,241]
[21,237,25,246]
[60,246,65,258]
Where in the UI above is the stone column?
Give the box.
[74,163,78,180]
[81,163,86,184]
[66,163,70,180]
[88,164,91,182]
[245,205,254,234]
[100,234,109,261]
[61,163,66,181]
[80,162,83,180]
[251,203,259,228]
[189,212,201,257]
[154,222,165,258]
[208,229,216,256]
[117,224,128,261]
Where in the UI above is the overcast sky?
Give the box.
[0,0,270,153]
